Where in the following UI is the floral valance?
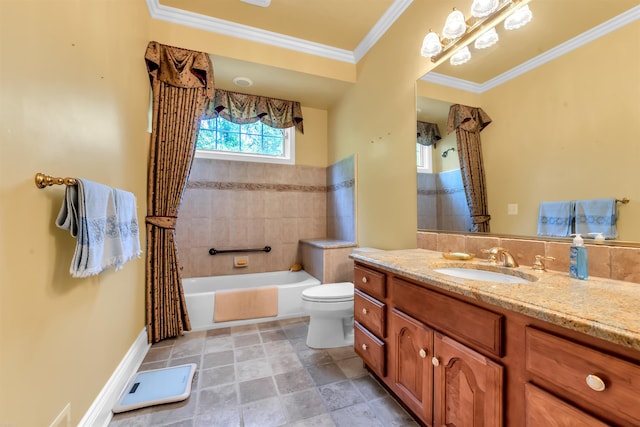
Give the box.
[417,121,442,147]
[203,89,304,134]
[447,104,492,134]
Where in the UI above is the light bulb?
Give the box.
[421,31,442,58]
[442,9,466,39]
[450,46,471,66]
[504,5,532,30]
[474,27,499,49]
[471,0,499,18]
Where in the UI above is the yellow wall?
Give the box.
[481,20,640,241]
[296,107,328,167]
[327,1,443,250]
[0,1,150,425]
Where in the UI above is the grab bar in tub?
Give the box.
[209,246,271,256]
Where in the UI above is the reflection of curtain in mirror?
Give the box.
[417,121,441,147]
[447,104,492,232]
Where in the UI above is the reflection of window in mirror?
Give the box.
[417,143,432,173]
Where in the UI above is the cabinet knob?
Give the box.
[361,343,368,351]
[419,349,427,359]
[586,374,606,392]
[361,276,368,284]
[432,357,440,367]
[362,308,368,315]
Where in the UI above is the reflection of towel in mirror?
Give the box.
[537,201,574,237]
[575,198,618,239]
[56,179,141,278]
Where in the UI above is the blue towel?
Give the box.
[575,198,618,239]
[537,201,574,237]
[56,179,141,278]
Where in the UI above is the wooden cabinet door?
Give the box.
[433,332,504,427]
[389,309,434,424]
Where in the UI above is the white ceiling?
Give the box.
[147,0,640,108]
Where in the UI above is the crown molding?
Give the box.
[422,5,640,93]
[354,0,414,62]
[146,0,412,64]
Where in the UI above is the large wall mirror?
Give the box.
[417,0,640,243]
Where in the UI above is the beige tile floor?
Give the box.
[108,317,419,427]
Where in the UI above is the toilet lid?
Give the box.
[302,282,354,302]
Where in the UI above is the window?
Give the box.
[417,143,433,173]
[195,116,295,164]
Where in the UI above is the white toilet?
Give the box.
[301,282,354,349]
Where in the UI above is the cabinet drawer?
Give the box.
[392,278,503,357]
[354,290,386,338]
[354,265,386,300]
[524,383,609,427]
[355,321,386,377]
[526,327,640,426]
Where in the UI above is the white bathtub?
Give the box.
[182,270,320,331]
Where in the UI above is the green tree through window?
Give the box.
[197,117,286,157]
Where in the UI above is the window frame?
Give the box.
[417,143,433,173]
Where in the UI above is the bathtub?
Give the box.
[182,270,321,331]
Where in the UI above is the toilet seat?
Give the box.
[302,282,354,303]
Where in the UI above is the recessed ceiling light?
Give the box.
[233,76,253,87]
[240,0,271,7]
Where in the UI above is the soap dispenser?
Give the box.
[569,234,588,280]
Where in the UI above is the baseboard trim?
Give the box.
[78,328,150,427]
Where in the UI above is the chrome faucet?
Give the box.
[481,247,519,268]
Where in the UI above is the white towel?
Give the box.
[575,198,618,239]
[537,201,574,237]
[56,179,141,278]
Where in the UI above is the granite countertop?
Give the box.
[351,248,640,352]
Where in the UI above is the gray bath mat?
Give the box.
[113,363,197,413]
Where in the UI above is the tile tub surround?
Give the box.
[176,158,327,278]
[417,231,640,284]
[351,248,640,352]
[108,317,418,427]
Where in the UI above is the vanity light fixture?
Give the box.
[421,0,532,65]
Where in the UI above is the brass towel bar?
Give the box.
[617,198,630,204]
[34,172,77,189]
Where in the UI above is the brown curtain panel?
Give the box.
[204,88,304,133]
[144,41,214,343]
[417,121,442,147]
[447,104,492,233]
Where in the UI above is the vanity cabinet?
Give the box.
[352,260,640,427]
[355,263,504,426]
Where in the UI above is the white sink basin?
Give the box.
[433,268,533,284]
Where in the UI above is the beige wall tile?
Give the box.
[436,234,466,253]
[498,239,546,267]
[465,236,501,260]
[611,247,640,283]
[416,232,438,250]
